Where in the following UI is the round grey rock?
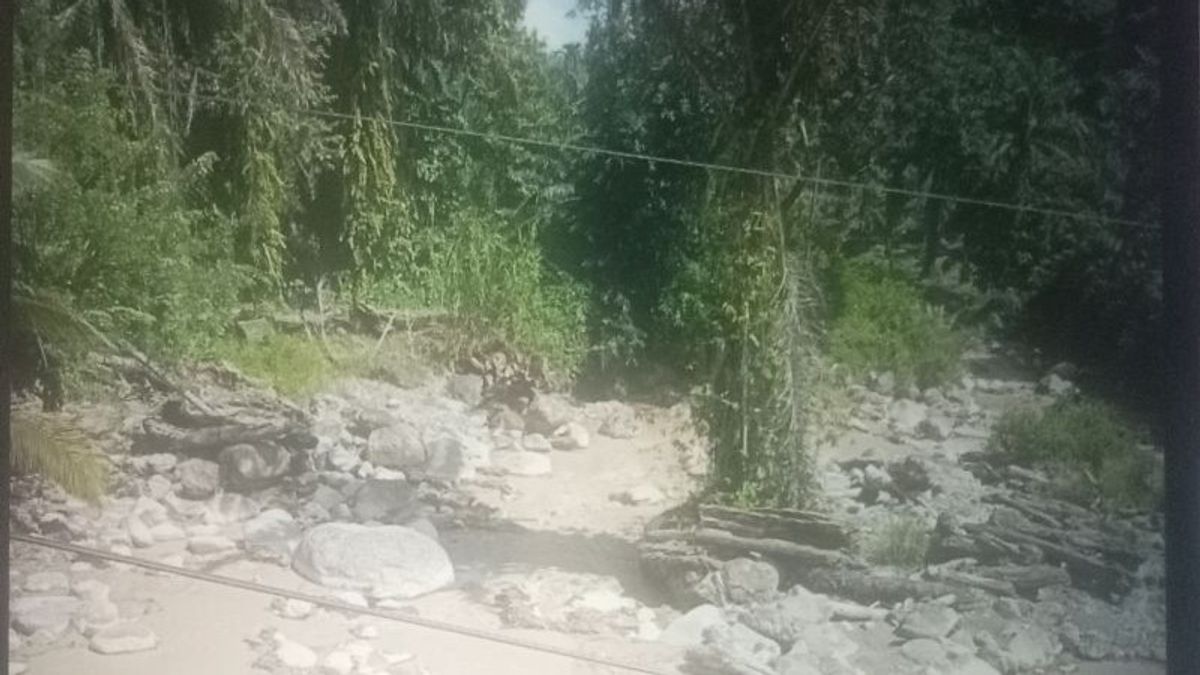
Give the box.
[291,523,454,600]
[89,623,158,654]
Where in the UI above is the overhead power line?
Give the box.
[150,86,1157,231]
[12,533,674,675]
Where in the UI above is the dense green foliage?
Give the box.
[13,0,1162,507]
[827,260,963,389]
[989,398,1160,510]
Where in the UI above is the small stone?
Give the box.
[720,558,780,604]
[328,446,362,473]
[298,502,332,524]
[702,622,782,669]
[599,404,638,439]
[273,598,316,620]
[274,633,318,669]
[24,571,70,594]
[127,516,156,548]
[421,436,468,482]
[187,535,236,555]
[218,442,292,491]
[243,508,301,563]
[366,424,426,470]
[551,422,590,450]
[887,399,929,435]
[351,622,380,639]
[352,479,418,524]
[146,474,173,500]
[521,433,553,453]
[177,458,221,500]
[89,623,158,654]
[897,603,961,640]
[525,394,574,434]
[1038,373,1077,397]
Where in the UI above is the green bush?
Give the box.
[862,515,931,570]
[827,259,963,389]
[988,398,1160,510]
[362,209,589,377]
[14,53,247,359]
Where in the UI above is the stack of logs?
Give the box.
[640,489,1158,609]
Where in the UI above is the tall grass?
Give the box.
[826,259,963,389]
[12,413,109,503]
[363,210,589,377]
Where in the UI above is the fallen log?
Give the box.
[974,564,1071,598]
[692,528,858,569]
[697,504,855,550]
[970,523,1132,597]
[135,417,303,456]
[923,568,1017,597]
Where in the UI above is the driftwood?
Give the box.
[135,417,301,456]
[801,568,960,606]
[974,564,1072,598]
[697,504,855,550]
[692,528,858,569]
[923,567,1017,597]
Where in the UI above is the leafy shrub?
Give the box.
[827,259,963,389]
[862,515,931,570]
[13,53,248,359]
[362,209,589,377]
[988,398,1160,510]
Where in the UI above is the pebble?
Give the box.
[521,433,553,453]
[89,623,159,654]
[127,516,156,548]
[352,622,380,639]
[551,422,590,450]
[146,474,174,500]
[274,633,318,669]
[187,535,236,555]
[273,598,316,620]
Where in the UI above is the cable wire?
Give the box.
[11,533,675,675]
[149,86,1157,231]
